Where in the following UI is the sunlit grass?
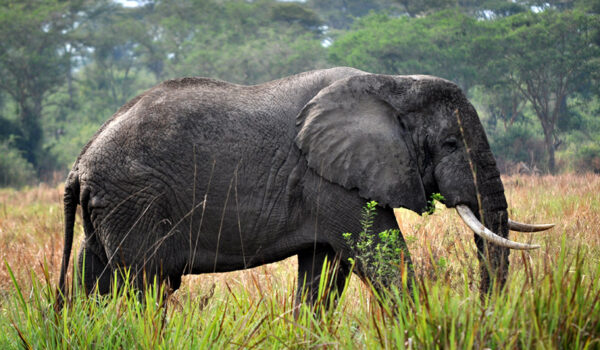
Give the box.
[1,174,599,348]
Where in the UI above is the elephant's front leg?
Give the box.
[295,244,349,315]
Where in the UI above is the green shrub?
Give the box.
[490,124,544,163]
[574,142,600,173]
[343,201,410,288]
[0,140,36,187]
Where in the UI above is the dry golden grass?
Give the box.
[1,174,599,348]
[1,174,598,305]
[0,184,67,293]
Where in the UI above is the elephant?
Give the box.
[57,67,553,309]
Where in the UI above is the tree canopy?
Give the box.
[0,0,598,186]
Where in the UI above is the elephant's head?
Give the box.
[296,74,552,293]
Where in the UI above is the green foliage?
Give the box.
[574,143,600,173]
[76,5,154,107]
[0,140,35,188]
[425,193,445,215]
[0,115,21,142]
[489,123,546,166]
[0,0,76,167]
[306,0,402,29]
[343,201,409,288]
[153,0,328,85]
[270,2,323,29]
[329,10,483,91]
[476,9,600,172]
[342,195,442,288]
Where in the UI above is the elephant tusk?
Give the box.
[508,219,555,232]
[456,205,540,250]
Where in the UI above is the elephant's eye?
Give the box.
[442,137,458,152]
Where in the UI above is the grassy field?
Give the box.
[0,174,599,348]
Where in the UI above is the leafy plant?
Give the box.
[343,201,410,288]
[574,142,600,173]
[343,195,444,287]
[0,140,35,188]
[425,192,445,215]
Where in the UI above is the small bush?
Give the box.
[574,142,600,173]
[490,124,546,171]
[0,140,36,187]
[343,201,410,288]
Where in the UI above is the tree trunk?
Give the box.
[543,127,556,174]
[18,98,43,168]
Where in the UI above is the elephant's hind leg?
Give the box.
[77,243,112,295]
[295,244,349,313]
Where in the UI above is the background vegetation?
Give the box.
[0,0,599,186]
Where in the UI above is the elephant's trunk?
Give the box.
[474,165,511,294]
[457,160,553,294]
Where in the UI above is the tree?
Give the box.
[392,0,528,18]
[476,10,600,172]
[154,0,328,84]
[43,1,160,171]
[270,2,323,30]
[0,0,77,167]
[307,0,401,29]
[328,11,480,91]
[76,3,155,109]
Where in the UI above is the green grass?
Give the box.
[1,175,599,348]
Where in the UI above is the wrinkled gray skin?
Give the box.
[59,67,509,307]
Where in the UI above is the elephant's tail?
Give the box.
[56,173,80,311]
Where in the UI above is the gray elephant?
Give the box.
[57,67,552,308]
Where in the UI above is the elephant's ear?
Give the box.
[295,74,427,213]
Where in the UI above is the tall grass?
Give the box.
[1,174,599,348]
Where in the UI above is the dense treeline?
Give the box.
[0,0,598,186]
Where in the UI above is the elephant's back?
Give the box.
[74,67,365,203]
[76,77,296,212]
[76,67,366,172]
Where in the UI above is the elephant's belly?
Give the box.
[187,237,312,274]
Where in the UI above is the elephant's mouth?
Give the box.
[455,204,553,250]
